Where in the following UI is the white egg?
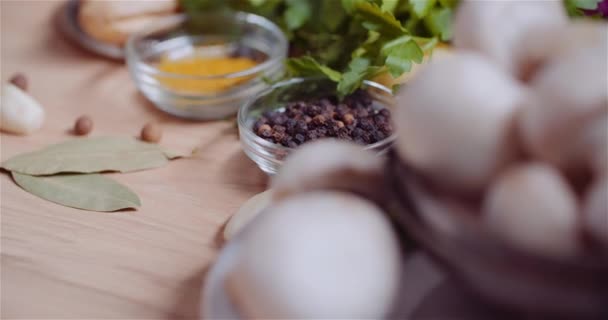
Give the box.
[515,21,608,80]
[0,84,45,135]
[583,177,608,246]
[519,45,608,172]
[225,191,401,319]
[483,163,580,258]
[271,139,385,202]
[395,53,525,194]
[453,0,567,76]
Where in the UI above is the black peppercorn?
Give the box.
[252,90,392,147]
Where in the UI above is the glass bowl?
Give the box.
[238,77,396,175]
[125,12,287,120]
[386,152,608,318]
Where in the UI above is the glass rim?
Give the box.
[125,12,288,81]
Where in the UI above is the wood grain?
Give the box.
[0,1,268,318]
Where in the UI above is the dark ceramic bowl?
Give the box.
[386,152,608,319]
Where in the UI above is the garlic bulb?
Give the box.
[453,0,567,77]
[0,84,45,134]
[225,191,401,319]
[395,53,525,194]
[483,163,580,258]
[271,140,385,202]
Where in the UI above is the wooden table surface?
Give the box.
[0,1,268,318]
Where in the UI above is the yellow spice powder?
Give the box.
[157,55,258,93]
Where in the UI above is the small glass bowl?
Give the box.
[125,12,287,120]
[238,77,396,175]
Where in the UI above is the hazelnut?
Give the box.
[141,122,162,143]
[74,115,93,135]
[8,73,28,91]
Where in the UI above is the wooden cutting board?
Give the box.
[0,1,267,318]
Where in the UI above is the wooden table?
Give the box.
[1,2,267,318]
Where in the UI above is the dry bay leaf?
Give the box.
[161,148,190,160]
[2,136,171,175]
[12,172,141,212]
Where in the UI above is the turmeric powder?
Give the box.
[157,54,258,93]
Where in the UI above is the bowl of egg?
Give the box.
[387,3,608,317]
[125,11,287,120]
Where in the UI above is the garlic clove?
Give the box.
[583,177,608,246]
[395,53,525,195]
[223,189,273,241]
[453,0,567,77]
[271,139,385,203]
[483,163,580,258]
[519,45,608,172]
[224,191,401,319]
[0,84,45,135]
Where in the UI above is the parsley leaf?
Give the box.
[384,39,424,77]
[411,0,437,18]
[284,0,313,30]
[286,56,343,81]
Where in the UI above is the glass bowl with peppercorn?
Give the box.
[238,77,396,175]
[125,12,287,120]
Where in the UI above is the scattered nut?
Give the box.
[9,73,28,91]
[141,122,162,143]
[74,115,93,135]
[0,84,45,135]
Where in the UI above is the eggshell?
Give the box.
[483,163,580,258]
[225,191,401,319]
[519,45,608,172]
[583,177,608,245]
[0,84,45,134]
[453,0,567,76]
[395,53,525,194]
[271,140,385,202]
